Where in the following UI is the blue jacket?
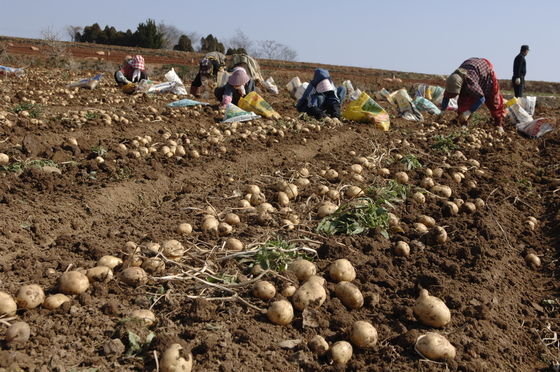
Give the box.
[296,68,341,112]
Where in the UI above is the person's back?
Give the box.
[512,45,529,97]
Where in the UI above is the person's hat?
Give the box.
[521,45,530,52]
[228,67,250,86]
[129,55,145,71]
[199,58,211,74]
[316,79,335,93]
[445,72,464,95]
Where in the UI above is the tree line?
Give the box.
[67,20,297,61]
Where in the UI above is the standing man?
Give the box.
[512,45,529,97]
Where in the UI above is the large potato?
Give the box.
[328,259,356,282]
[59,271,90,294]
[350,321,378,348]
[292,276,327,311]
[331,341,353,365]
[288,259,317,281]
[415,333,456,361]
[335,281,363,309]
[267,300,294,325]
[160,343,193,372]
[120,267,148,287]
[16,284,45,309]
[0,291,17,316]
[413,289,451,328]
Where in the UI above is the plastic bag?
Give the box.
[222,103,260,123]
[238,92,280,119]
[217,70,230,88]
[392,88,423,121]
[416,84,445,105]
[286,77,302,98]
[446,97,458,111]
[264,77,279,94]
[164,69,187,95]
[507,103,533,124]
[413,96,441,115]
[342,80,355,100]
[342,92,390,131]
[516,118,554,138]
[0,65,24,76]
[517,96,536,116]
[294,82,309,101]
[167,98,209,107]
[67,73,103,90]
[348,88,362,102]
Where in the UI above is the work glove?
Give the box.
[515,78,521,85]
[132,69,141,83]
[458,110,471,124]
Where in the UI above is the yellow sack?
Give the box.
[238,91,280,119]
[342,92,390,131]
[121,83,137,94]
[505,97,518,107]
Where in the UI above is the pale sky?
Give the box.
[1,0,558,82]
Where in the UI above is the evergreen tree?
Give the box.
[173,35,194,52]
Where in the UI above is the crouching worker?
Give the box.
[442,58,505,126]
[190,52,226,97]
[114,55,148,85]
[296,68,346,119]
[215,67,255,109]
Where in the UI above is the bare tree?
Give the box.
[40,26,72,66]
[228,29,254,54]
[65,25,82,42]
[256,40,297,61]
[157,22,185,50]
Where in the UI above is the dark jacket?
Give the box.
[214,80,256,106]
[296,68,343,119]
[513,53,526,79]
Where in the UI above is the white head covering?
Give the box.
[316,79,335,93]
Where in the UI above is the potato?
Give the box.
[350,320,378,348]
[394,241,410,257]
[120,267,148,287]
[16,284,44,310]
[328,259,355,282]
[295,177,310,188]
[326,189,340,201]
[317,185,329,195]
[308,335,329,355]
[86,266,114,282]
[318,202,337,218]
[525,253,541,268]
[218,222,233,236]
[413,289,451,327]
[176,223,193,235]
[281,285,297,297]
[424,168,433,177]
[253,281,276,300]
[331,341,353,365]
[292,276,327,310]
[145,242,161,254]
[162,240,185,259]
[224,238,244,251]
[284,184,299,199]
[378,168,390,177]
[417,215,436,228]
[202,216,219,234]
[224,213,241,226]
[335,281,364,309]
[5,322,30,345]
[443,201,459,216]
[0,291,17,316]
[412,192,425,203]
[325,169,339,181]
[432,226,448,244]
[142,257,165,273]
[288,259,317,281]
[298,167,310,177]
[277,191,290,206]
[59,271,90,294]
[160,343,193,372]
[350,164,363,174]
[415,333,456,361]
[395,172,409,184]
[461,202,476,214]
[0,153,10,165]
[346,186,364,198]
[432,168,444,178]
[97,255,123,269]
[267,300,294,325]
[414,222,428,234]
[250,192,267,206]
[130,309,156,326]
[421,177,435,189]
[431,185,452,198]
[43,294,71,310]
[256,203,275,214]
[474,198,485,209]
[387,213,400,227]
[526,220,536,231]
